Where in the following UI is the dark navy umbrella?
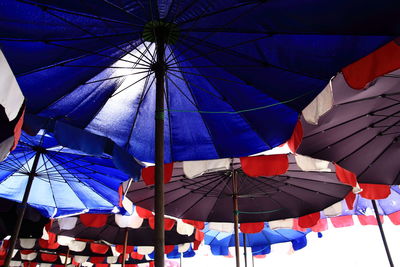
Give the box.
[1,1,398,265]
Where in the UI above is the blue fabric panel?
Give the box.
[210,245,229,256]
[292,236,307,251]
[251,245,271,256]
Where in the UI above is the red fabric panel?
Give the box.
[342,40,400,89]
[135,206,153,218]
[292,219,307,232]
[0,247,6,257]
[193,240,201,250]
[126,265,138,267]
[359,184,390,200]
[12,108,24,150]
[149,261,155,267]
[358,215,384,226]
[182,219,205,230]
[0,260,4,266]
[311,218,328,232]
[240,154,289,177]
[298,212,321,228]
[254,255,266,259]
[195,229,204,241]
[334,164,357,187]
[131,251,144,260]
[118,184,124,208]
[80,214,108,228]
[330,216,354,228]
[1,240,9,249]
[41,253,58,262]
[39,239,60,249]
[90,256,105,263]
[95,265,108,267]
[24,263,37,267]
[20,250,34,255]
[148,217,175,231]
[90,243,109,254]
[388,211,400,225]
[239,222,264,233]
[165,245,175,254]
[287,120,303,153]
[142,163,174,185]
[116,244,134,254]
[345,192,356,210]
[47,232,57,245]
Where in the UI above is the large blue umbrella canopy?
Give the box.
[0,131,133,218]
[0,0,397,163]
[203,223,310,256]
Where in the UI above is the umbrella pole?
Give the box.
[243,233,248,267]
[64,247,70,267]
[232,170,240,267]
[4,150,41,267]
[180,252,182,267]
[252,254,255,267]
[154,29,166,267]
[371,199,394,267]
[122,228,129,267]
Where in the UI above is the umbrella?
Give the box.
[49,211,196,266]
[127,154,351,266]
[0,131,135,266]
[1,2,397,266]
[204,222,310,266]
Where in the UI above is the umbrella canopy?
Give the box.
[0,0,397,163]
[50,213,196,247]
[0,131,133,218]
[298,68,400,185]
[127,155,351,223]
[204,222,310,256]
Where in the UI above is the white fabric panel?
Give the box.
[176,220,194,236]
[110,265,120,267]
[268,219,294,230]
[251,143,291,156]
[323,202,343,217]
[208,222,234,233]
[19,238,36,249]
[59,255,71,264]
[74,255,89,264]
[40,264,52,267]
[178,243,191,253]
[122,197,134,214]
[353,183,363,194]
[42,227,49,240]
[82,262,93,267]
[12,249,17,257]
[0,50,24,121]
[302,78,334,125]
[10,261,22,267]
[137,246,154,255]
[0,136,14,162]
[58,217,78,230]
[111,246,121,256]
[115,213,143,229]
[20,252,37,261]
[107,256,119,264]
[57,235,74,246]
[295,154,331,172]
[183,158,230,178]
[69,240,86,252]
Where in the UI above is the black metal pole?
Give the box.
[371,199,394,267]
[252,254,255,267]
[122,228,129,267]
[243,233,248,267]
[154,29,166,267]
[232,170,240,267]
[4,150,41,267]
[64,248,70,267]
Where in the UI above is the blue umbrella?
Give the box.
[0,1,397,266]
[0,131,140,266]
[204,223,310,266]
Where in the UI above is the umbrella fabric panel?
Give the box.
[1,1,396,163]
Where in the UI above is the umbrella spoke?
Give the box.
[110,71,153,98]
[83,69,152,85]
[101,0,148,23]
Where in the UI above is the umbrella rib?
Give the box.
[16,0,142,26]
[82,70,152,85]
[165,74,199,108]
[170,1,264,64]
[205,177,233,222]
[110,71,154,98]
[124,69,155,148]
[101,0,148,23]
[44,9,152,66]
[171,0,207,21]
[337,92,400,106]
[42,154,60,212]
[182,67,276,149]
[165,57,223,159]
[0,32,140,43]
[164,74,175,162]
[173,36,328,81]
